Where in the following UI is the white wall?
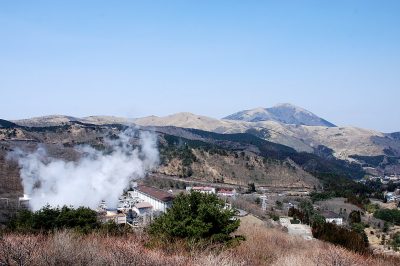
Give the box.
[128,189,172,212]
[326,218,343,226]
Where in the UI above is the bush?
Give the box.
[148,191,240,244]
[290,219,300,224]
[312,222,369,254]
[349,210,362,224]
[391,232,400,251]
[374,208,400,225]
[9,205,100,233]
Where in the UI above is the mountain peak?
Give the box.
[223,104,336,127]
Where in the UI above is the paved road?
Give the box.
[150,173,313,192]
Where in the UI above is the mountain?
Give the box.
[0,122,324,204]
[7,108,400,175]
[12,115,134,127]
[134,113,397,158]
[224,103,336,127]
[134,112,242,133]
[12,115,79,127]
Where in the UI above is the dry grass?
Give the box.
[233,216,400,266]
[1,216,399,266]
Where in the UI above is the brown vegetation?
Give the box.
[1,216,399,266]
[159,148,319,188]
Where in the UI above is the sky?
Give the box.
[0,1,399,132]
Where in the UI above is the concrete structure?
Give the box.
[128,185,174,213]
[279,217,313,240]
[101,211,127,225]
[18,194,30,208]
[133,202,153,216]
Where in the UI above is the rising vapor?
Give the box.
[8,129,159,211]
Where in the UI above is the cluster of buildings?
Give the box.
[362,175,400,185]
[101,185,238,226]
[99,185,174,226]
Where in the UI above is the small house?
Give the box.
[186,186,216,194]
[322,211,343,225]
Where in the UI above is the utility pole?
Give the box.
[260,195,267,211]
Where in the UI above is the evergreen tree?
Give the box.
[148,191,240,243]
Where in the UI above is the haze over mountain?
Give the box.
[224,103,336,127]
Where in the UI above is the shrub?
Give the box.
[312,222,369,254]
[9,205,100,233]
[349,210,362,224]
[391,232,400,251]
[374,208,400,225]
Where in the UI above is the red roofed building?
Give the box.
[217,189,237,197]
[186,186,216,194]
[128,185,174,213]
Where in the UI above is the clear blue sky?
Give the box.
[0,1,399,132]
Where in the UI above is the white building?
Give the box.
[322,211,343,226]
[186,186,216,194]
[128,185,174,213]
[217,189,237,197]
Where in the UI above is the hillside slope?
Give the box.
[0,123,324,203]
[9,112,400,175]
[135,113,399,160]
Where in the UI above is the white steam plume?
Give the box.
[8,129,159,211]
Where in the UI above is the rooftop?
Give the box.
[192,187,214,191]
[218,189,235,193]
[321,211,341,219]
[136,185,174,202]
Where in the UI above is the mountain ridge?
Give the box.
[223,103,336,127]
[7,104,400,174]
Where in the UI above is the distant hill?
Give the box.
[224,103,336,127]
[0,119,17,128]
[390,132,400,141]
[12,115,134,127]
[12,115,79,127]
[134,113,398,161]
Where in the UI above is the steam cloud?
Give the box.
[8,129,159,211]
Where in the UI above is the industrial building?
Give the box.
[128,185,174,213]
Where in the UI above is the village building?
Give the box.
[322,211,343,225]
[186,186,216,194]
[217,189,237,197]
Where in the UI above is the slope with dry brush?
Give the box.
[1,215,399,266]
